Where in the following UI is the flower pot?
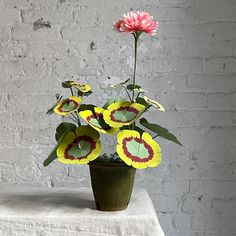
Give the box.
[89,161,136,211]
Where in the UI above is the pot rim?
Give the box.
[89,160,134,169]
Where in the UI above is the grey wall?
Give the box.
[0,0,236,235]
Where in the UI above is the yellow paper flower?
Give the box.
[79,107,118,134]
[110,78,130,88]
[62,81,91,93]
[133,88,147,93]
[72,83,91,93]
[57,125,102,164]
[53,96,82,116]
[116,130,161,169]
[103,101,146,128]
[144,96,165,112]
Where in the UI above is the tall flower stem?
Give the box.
[132,34,138,102]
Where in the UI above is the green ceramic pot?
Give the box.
[89,161,136,211]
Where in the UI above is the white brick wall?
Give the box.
[0,0,235,235]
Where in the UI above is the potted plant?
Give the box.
[44,11,182,211]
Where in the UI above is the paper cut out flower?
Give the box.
[110,78,130,88]
[103,102,146,128]
[53,96,82,116]
[144,96,165,112]
[62,81,91,93]
[46,94,63,115]
[73,83,91,93]
[114,11,158,36]
[57,125,102,164]
[116,130,161,169]
[133,88,147,94]
[79,107,118,134]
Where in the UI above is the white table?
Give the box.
[0,187,165,236]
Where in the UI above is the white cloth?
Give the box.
[0,187,165,236]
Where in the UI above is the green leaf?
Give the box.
[103,98,116,109]
[110,78,130,88]
[46,94,63,115]
[55,122,76,142]
[126,84,141,90]
[140,118,182,146]
[134,125,145,134]
[62,80,73,88]
[120,125,145,134]
[136,97,150,108]
[43,134,65,167]
[102,97,126,109]
[143,96,165,112]
[43,142,59,167]
[77,104,96,113]
[77,90,93,97]
[44,122,77,167]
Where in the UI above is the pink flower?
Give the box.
[113,19,124,32]
[113,11,158,36]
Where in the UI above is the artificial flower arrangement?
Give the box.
[44,11,181,211]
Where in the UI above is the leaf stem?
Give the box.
[71,112,81,126]
[71,113,78,121]
[131,121,135,130]
[75,110,81,126]
[122,85,132,102]
[152,134,159,139]
[136,92,141,98]
[70,87,74,96]
[68,116,78,124]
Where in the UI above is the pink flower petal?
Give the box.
[113,11,158,36]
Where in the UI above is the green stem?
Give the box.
[132,35,138,102]
[75,110,81,126]
[68,116,78,124]
[70,87,74,96]
[122,85,132,102]
[152,134,159,139]
[71,112,78,121]
[131,121,135,130]
[71,112,81,126]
